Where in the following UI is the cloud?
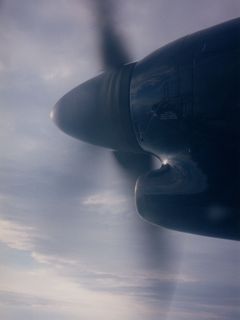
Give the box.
[0,265,141,320]
[83,191,126,207]
[0,290,62,308]
[0,218,35,251]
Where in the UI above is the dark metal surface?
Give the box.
[136,158,240,240]
[131,18,240,240]
[130,18,240,156]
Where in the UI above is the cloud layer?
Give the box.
[0,0,239,319]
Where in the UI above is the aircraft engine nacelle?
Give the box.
[131,18,240,240]
[52,18,240,240]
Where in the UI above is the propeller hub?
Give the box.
[51,63,142,152]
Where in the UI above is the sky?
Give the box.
[0,0,239,319]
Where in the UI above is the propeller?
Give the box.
[91,0,178,273]
[51,0,180,315]
[92,0,130,70]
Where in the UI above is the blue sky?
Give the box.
[0,0,239,319]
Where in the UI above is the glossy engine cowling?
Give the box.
[130,18,240,157]
[131,18,240,240]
